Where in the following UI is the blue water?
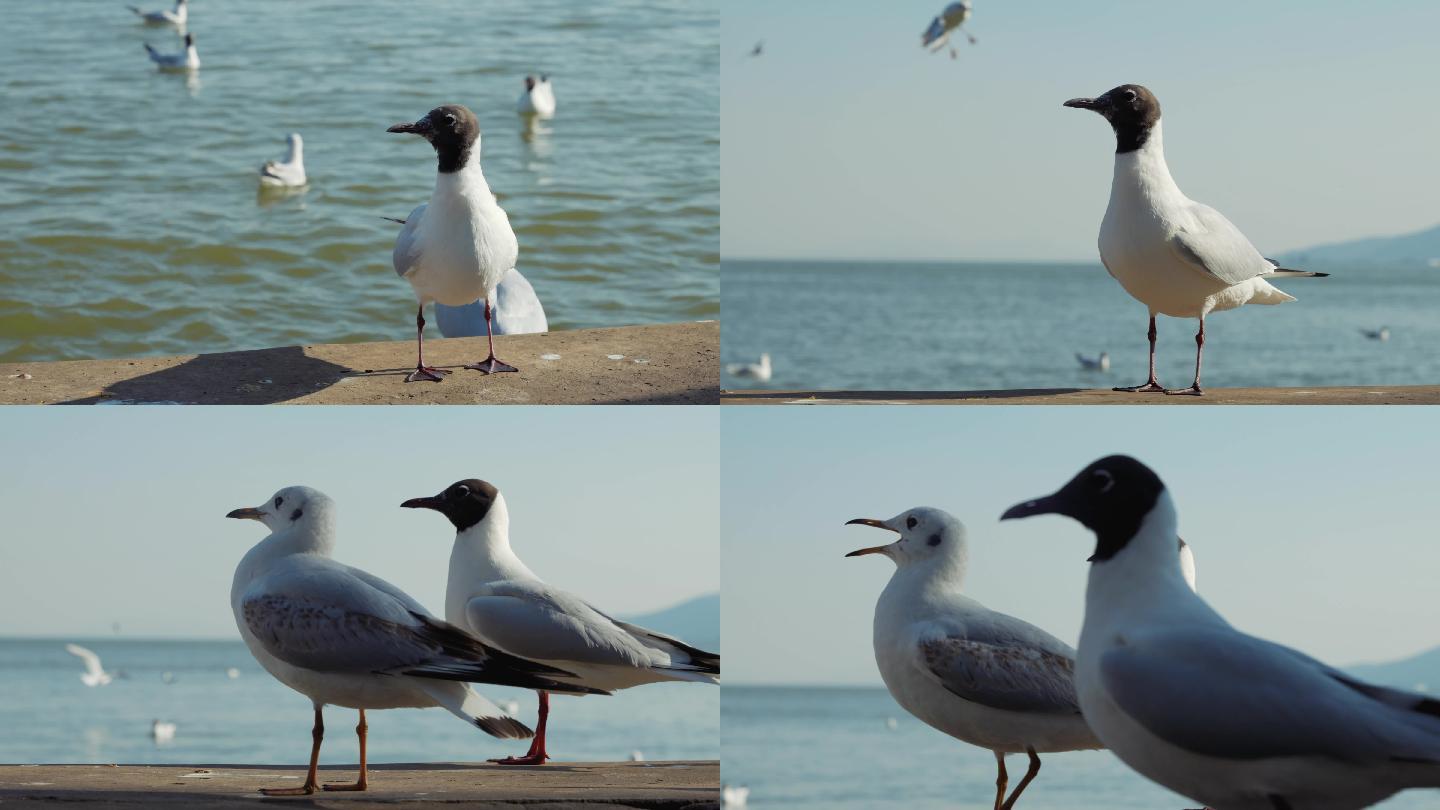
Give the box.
[0,639,716,765]
[720,260,1440,392]
[721,685,1432,810]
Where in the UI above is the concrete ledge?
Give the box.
[722,385,1440,405]
[0,322,718,405]
[0,761,719,809]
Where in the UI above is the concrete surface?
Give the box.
[0,322,718,405]
[722,385,1440,405]
[0,761,719,809]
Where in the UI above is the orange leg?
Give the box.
[323,709,368,791]
[260,706,323,796]
[489,691,549,765]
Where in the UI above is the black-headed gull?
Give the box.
[845,508,1101,809]
[1075,352,1110,372]
[128,0,186,26]
[259,133,306,188]
[725,353,771,382]
[227,485,605,795]
[144,33,198,70]
[1361,327,1391,341]
[922,2,977,57]
[389,105,520,381]
[1002,456,1440,810]
[517,76,556,119]
[401,479,720,765]
[1065,85,1327,395]
[65,643,113,687]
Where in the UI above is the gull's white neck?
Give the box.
[1080,492,1224,643]
[432,153,495,208]
[877,542,969,617]
[230,510,337,605]
[445,496,538,616]
[286,139,303,164]
[1110,120,1184,206]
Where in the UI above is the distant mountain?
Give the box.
[621,593,719,652]
[1346,645,1440,693]
[1282,222,1440,266]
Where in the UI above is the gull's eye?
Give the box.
[453,484,470,498]
[444,113,457,127]
[1122,89,1138,103]
[1091,469,1115,494]
[905,516,918,530]
[274,497,283,508]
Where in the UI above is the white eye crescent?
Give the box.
[1092,469,1115,493]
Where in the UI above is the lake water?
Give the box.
[720,260,1440,392]
[0,639,717,765]
[0,0,718,363]
[721,685,1431,810]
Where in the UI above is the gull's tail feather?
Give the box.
[1262,269,1329,279]
[396,613,609,696]
[127,5,142,14]
[144,43,159,58]
[415,681,534,740]
[381,216,407,225]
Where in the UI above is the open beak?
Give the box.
[400,495,442,511]
[1000,494,1060,521]
[844,517,899,557]
[387,118,431,135]
[226,507,266,522]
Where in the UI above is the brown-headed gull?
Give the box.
[259,133,306,188]
[128,0,185,26]
[144,33,198,70]
[227,485,605,795]
[401,479,720,765]
[517,76,556,119]
[1002,455,1440,810]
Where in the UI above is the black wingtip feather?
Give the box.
[475,715,534,740]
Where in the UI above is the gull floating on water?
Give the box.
[1075,352,1110,372]
[721,784,750,807]
[1002,455,1440,810]
[390,105,521,381]
[226,667,240,679]
[128,0,186,26]
[65,644,113,687]
[151,720,177,743]
[145,33,198,71]
[402,479,720,765]
[1361,326,1391,341]
[517,76,556,119]
[726,353,771,382]
[259,133,307,188]
[846,508,1101,809]
[228,485,604,795]
[1065,84,1327,395]
[922,1,977,58]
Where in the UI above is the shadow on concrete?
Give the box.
[59,346,352,405]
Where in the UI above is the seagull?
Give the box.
[259,133,306,189]
[1064,84,1327,396]
[128,0,186,26]
[1361,327,1391,341]
[65,644,113,687]
[389,105,520,381]
[725,353,771,382]
[922,2,977,56]
[151,720,177,743]
[845,508,1102,809]
[517,76,556,119]
[226,667,241,679]
[721,783,750,807]
[401,479,720,765]
[144,33,198,70]
[227,485,605,795]
[1075,352,1110,372]
[1001,455,1440,810]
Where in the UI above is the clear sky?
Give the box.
[722,407,1440,685]
[0,407,718,639]
[722,0,1440,261]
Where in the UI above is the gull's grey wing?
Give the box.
[910,615,1083,715]
[392,203,427,278]
[1169,203,1276,286]
[1102,627,1440,763]
[464,581,669,670]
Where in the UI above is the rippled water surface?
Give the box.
[0,0,718,362]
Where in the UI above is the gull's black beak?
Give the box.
[387,118,431,135]
[226,507,266,522]
[401,495,443,511]
[1063,97,1103,112]
[1000,494,1061,521]
[844,518,899,558]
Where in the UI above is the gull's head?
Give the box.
[387,104,481,172]
[845,507,965,567]
[287,132,303,149]
[524,75,537,92]
[1064,84,1160,152]
[1001,455,1167,562]
[401,478,501,532]
[226,485,330,532]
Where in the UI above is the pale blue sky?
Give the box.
[722,407,1440,685]
[722,0,1440,261]
[0,407,718,638]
